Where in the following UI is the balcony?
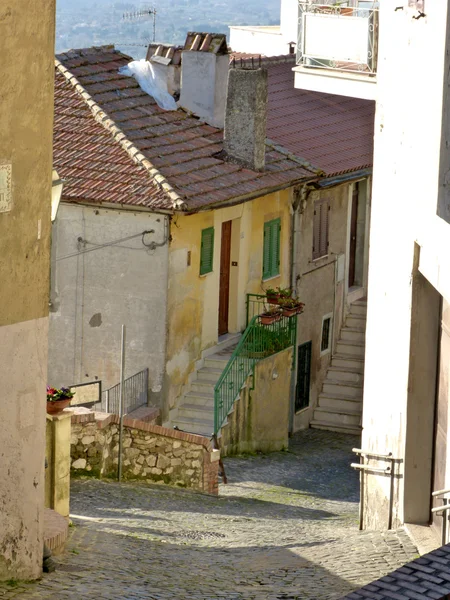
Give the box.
[294,2,379,100]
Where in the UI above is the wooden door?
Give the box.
[295,341,312,413]
[432,300,450,538]
[348,184,359,288]
[218,221,232,336]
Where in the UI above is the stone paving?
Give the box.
[0,430,418,600]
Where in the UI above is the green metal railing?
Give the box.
[214,313,297,434]
[246,293,267,326]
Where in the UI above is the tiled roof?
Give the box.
[266,57,375,176]
[54,46,317,213]
[341,543,450,599]
[54,68,174,211]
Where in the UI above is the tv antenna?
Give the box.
[122,5,157,42]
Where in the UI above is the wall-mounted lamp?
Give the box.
[51,169,65,222]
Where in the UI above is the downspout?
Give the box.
[288,185,308,435]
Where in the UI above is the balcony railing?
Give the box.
[297,2,379,76]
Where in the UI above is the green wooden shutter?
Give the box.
[263,221,272,279]
[262,218,281,279]
[200,227,214,275]
[270,219,281,277]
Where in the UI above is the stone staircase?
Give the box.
[310,299,366,434]
[171,337,239,436]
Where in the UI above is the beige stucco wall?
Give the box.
[48,204,169,405]
[164,189,293,420]
[45,412,72,518]
[0,0,55,581]
[220,347,293,456]
[293,182,365,430]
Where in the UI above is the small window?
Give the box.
[313,199,329,260]
[321,315,332,354]
[200,227,214,275]
[263,218,281,279]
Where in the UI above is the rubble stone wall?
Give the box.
[70,413,219,495]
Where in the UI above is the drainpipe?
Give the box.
[288,185,308,435]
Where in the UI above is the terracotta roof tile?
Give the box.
[54,46,371,213]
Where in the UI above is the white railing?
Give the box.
[297,2,379,76]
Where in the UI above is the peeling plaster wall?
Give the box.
[0,0,55,581]
[164,189,293,420]
[48,205,169,405]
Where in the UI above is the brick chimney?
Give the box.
[179,32,229,128]
[223,67,268,171]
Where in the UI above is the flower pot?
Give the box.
[46,398,71,415]
[266,294,280,305]
[260,313,281,326]
[281,304,305,318]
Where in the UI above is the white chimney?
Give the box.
[179,32,229,128]
[146,43,182,97]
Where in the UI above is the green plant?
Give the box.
[265,287,278,297]
[46,386,75,402]
[279,297,305,309]
[277,287,292,298]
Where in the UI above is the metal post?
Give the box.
[443,498,448,546]
[118,325,126,482]
[105,389,109,413]
[359,452,365,530]
[388,454,394,530]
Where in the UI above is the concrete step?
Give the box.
[191,379,216,394]
[346,315,367,330]
[322,379,363,399]
[336,340,365,358]
[310,419,362,435]
[177,403,214,422]
[327,366,364,384]
[313,406,361,427]
[340,327,365,343]
[183,391,215,407]
[349,304,367,317]
[318,392,362,413]
[194,366,223,382]
[172,416,214,437]
[204,355,230,370]
[331,353,365,371]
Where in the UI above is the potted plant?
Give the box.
[277,287,292,300]
[279,298,305,318]
[259,306,282,326]
[46,386,75,415]
[265,287,280,304]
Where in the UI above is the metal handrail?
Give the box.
[353,448,393,459]
[432,487,450,497]
[213,313,297,434]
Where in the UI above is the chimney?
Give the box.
[146,43,182,97]
[179,32,229,128]
[223,67,268,171]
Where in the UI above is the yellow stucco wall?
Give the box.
[165,189,293,416]
[220,347,293,456]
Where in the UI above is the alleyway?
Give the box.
[1,430,417,600]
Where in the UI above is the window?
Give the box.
[321,315,332,354]
[200,227,214,275]
[296,341,312,412]
[313,198,329,260]
[263,218,281,279]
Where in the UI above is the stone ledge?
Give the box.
[44,509,69,555]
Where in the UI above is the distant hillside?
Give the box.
[56,0,281,59]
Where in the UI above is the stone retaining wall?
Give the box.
[70,412,219,495]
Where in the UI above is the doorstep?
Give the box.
[44,508,69,555]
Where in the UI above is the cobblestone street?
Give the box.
[0,430,418,600]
